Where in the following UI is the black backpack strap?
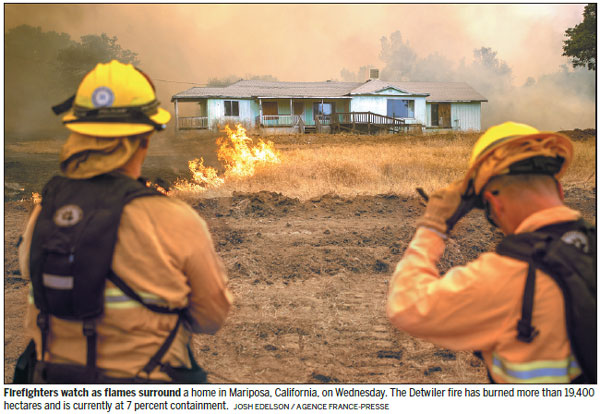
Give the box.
[83,319,98,378]
[497,234,549,343]
[107,270,186,379]
[139,315,184,378]
[516,262,539,343]
[36,313,50,362]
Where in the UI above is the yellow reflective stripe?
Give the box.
[491,352,582,383]
[26,284,168,309]
[105,287,168,309]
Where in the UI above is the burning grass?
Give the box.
[171,130,596,201]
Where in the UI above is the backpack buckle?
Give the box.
[516,319,539,343]
[36,313,49,332]
[82,319,96,337]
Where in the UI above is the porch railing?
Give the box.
[178,116,209,130]
[332,112,406,126]
[258,114,302,127]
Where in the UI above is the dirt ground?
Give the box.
[3,131,596,384]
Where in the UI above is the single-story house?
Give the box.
[171,78,487,133]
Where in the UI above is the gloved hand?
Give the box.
[416,180,478,236]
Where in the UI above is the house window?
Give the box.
[263,102,278,116]
[387,99,414,118]
[313,102,334,119]
[431,104,439,126]
[293,102,304,115]
[224,100,239,116]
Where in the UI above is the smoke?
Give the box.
[4,4,595,137]
[342,30,596,130]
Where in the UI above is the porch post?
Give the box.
[290,98,293,124]
[174,99,179,132]
[259,98,263,127]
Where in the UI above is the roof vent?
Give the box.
[369,69,379,80]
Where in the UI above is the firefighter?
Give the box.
[16,60,232,383]
[387,121,595,383]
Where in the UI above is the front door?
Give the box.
[438,103,451,128]
[293,102,304,122]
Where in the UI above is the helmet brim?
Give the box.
[62,107,171,137]
[463,131,574,195]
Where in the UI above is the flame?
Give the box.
[145,181,169,195]
[174,124,280,192]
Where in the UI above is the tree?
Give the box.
[563,4,596,70]
[57,33,140,90]
[379,31,418,81]
[4,25,140,140]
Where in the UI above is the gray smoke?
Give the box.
[341,30,596,130]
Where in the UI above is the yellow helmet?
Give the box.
[57,60,171,137]
[464,121,574,196]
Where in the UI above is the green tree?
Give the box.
[4,25,140,140]
[563,4,596,70]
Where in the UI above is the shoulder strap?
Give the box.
[496,219,597,383]
[108,270,186,380]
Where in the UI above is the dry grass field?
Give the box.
[4,128,596,384]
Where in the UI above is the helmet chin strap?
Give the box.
[483,199,500,228]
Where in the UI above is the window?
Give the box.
[293,102,304,115]
[224,100,239,116]
[387,99,414,118]
[313,102,335,119]
[262,102,278,116]
[431,103,439,126]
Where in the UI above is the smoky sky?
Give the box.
[4,3,595,130]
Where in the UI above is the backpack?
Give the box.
[496,218,597,383]
[26,173,193,383]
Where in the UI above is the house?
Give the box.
[171,79,487,133]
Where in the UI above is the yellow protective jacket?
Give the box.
[19,194,232,381]
[387,205,582,383]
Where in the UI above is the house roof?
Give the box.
[352,80,487,102]
[172,79,487,102]
[172,80,362,100]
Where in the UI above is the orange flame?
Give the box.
[145,181,169,195]
[174,124,280,192]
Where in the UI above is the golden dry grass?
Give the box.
[172,132,596,201]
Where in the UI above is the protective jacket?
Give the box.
[387,205,586,383]
[19,173,232,382]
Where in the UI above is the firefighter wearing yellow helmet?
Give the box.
[387,121,596,383]
[15,60,232,383]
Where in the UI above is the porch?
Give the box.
[327,112,414,134]
[177,116,209,130]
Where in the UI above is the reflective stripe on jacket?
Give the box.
[387,205,582,384]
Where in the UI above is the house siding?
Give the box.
[450,102,481,131]
[207,98,258,127]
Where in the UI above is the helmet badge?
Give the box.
[91,87,115,107]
